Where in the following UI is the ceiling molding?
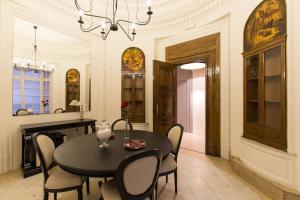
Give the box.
[42,0,233,31]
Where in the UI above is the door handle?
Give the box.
[156,104,159,119]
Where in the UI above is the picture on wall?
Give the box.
[122,47,145,73]
[244,0,286,51]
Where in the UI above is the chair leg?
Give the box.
[166,174,168,183]
[174,171,178,193]
[86,177,90,194]
[54,193,57,200]
[104,177,107,182]
[43,191,49,200]
[77,187,83,200]
[155,183,158,200]
[150,191,155,200]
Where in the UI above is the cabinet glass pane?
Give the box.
[264,46,282,129]
[246,55,259,123]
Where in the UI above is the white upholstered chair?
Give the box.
[32,133,89,200]
[157,124,183,193]
[111,119,133,131]
[101,150,162,200]
[16,109,30,116]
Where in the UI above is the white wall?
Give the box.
[192,69,205,135]
[177,68,193,133]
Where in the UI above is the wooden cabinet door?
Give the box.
[153,60,177,136]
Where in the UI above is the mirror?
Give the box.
[12,18,91,116]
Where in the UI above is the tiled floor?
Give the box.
[0,149,271,200]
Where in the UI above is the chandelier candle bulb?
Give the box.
[78,10,84,24]
[101,22,106,34]
[146,0,152,8]
[79,10,84,17]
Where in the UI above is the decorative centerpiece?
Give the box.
[96,123,111,148]
[121,101,130,140]
[124,139,146,150]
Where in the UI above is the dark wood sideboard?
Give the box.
[20,118,96,178]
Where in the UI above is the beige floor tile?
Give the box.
[202,175,230,188]
[0,149,271,200]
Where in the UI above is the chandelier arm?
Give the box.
[117,22,134,41]
[117,15,151,26]
[80,24,102,32]
[84,13,113,24]
[75,0,93,13]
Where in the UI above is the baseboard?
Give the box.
[230,155,300,200]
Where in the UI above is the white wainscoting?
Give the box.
[240,137,297,189]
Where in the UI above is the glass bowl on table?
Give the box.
[96,122,112,148]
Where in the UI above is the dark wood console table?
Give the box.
[20,118,96,178]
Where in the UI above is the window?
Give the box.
[13,67,51,115]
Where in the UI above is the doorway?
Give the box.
[177,64,206,153]
[153,33,220,156]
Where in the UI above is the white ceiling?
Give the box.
[47,0,228,26]
[14,18,89,48]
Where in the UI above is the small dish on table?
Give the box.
[124,139,146,150]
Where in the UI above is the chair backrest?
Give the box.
[116,150,162,200]
[32,133,55,179]
[16,109,29,116]
[111,119,133,131]
[167,124,184,160]
[54,108,64,114]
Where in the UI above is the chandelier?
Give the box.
[14,26,55,72]
[75,0,153,41]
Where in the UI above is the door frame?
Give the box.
[165,33,220,156]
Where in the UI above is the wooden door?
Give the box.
[153,60,177,136]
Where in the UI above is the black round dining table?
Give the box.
[53,130,172,177]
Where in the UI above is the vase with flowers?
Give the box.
[121,101,130,140]
[41,99,49,113]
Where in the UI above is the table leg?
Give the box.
[84,126,88,135]
[91,124,96,133]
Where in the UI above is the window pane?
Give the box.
[32,88,40,96]
[13,104,22,114]
[13,68,20,76]
[33,104,40,113]
[13,88,21,95]
[32,81,40,89]
[13,95,21,104]
[25,96,32,103]
[24,88,32,96]
[24,70,40,78]
[33,96,40,104]
[25,104,32,110]
[13,79,21,87]
[24,80,33,88]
